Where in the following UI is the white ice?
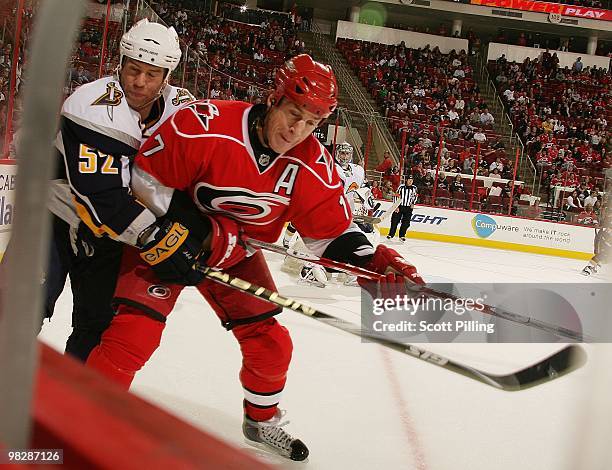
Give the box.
[39,238,608,469]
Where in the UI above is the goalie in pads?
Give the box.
[582,176,611,276]
[282,142,380,287]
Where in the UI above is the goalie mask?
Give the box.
[335,142,353,169]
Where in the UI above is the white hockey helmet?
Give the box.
[335,142,353,169]
[120,19,181,74]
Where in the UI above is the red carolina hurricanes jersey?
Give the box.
[133,99,352,243]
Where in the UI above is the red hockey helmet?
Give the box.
[273,54,338,118]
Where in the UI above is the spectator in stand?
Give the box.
[575,182,589,205]
[446,127,459,141]
[577,205,598,226]
[453,66,465,79]
[583,192,598,209]
[447,159,460,174]
[565,190,583,211]
[439,148,450,169]
[489,168,502,179]
[495,71,508,85]
[421,171,434,191]
[411,162,427,187]
[210,83,221,99]
[382,180,394,200]
[502,161,514,180]
[68,64,91,85]
[463,154,475,174]
[80,40,99,60]
[376,150,394,175]
[503,86,515,102]
[468,110,481,126]
[387,166,401,189]
[501,180,514,198]
[473,129,487,143]
[480,108,494,126]
[437,172,449,190]
[371,180,383,199]
[451,174,465,194]
[454,95,465,112]
[421,133,433,149]
[593,198,603,216]
[572,57,584,73]
[447,108,459,125]
[489,157,504,173]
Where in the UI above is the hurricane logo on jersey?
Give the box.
[194,183,290,225]
[186,101,219,132]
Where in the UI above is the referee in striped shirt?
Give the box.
[387,176,418,242]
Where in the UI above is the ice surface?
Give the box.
[39,239,604,469]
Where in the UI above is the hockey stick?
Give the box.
[379,198,401,222]
[249,239,595,343]
[354,199,401,225]
[195,265,586,390]
[353,214,381,225]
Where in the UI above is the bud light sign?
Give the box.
[411,213,447,225]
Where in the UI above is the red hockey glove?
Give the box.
[358,245,425,299]
[200,214,248,270]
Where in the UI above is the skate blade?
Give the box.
[243,438,309,464]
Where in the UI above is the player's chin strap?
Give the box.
[115,67,167,112]
[131,81,167,112]
[254,113,271,149]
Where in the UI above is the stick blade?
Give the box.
[487,345,587,391]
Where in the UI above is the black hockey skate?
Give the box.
[243,410,309,461]
[582,263,598,276]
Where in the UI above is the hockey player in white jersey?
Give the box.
[43,19,194,360]
[283,142,379,287]
[582,190,611,276]
[335,142,379,241]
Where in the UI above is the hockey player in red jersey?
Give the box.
[86,54,424,461]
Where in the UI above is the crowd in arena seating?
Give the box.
[0,0,37,155]
[152,0,305,101]
[489,51,610,218]
[1,0,608,223]
[337,37,523,212]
